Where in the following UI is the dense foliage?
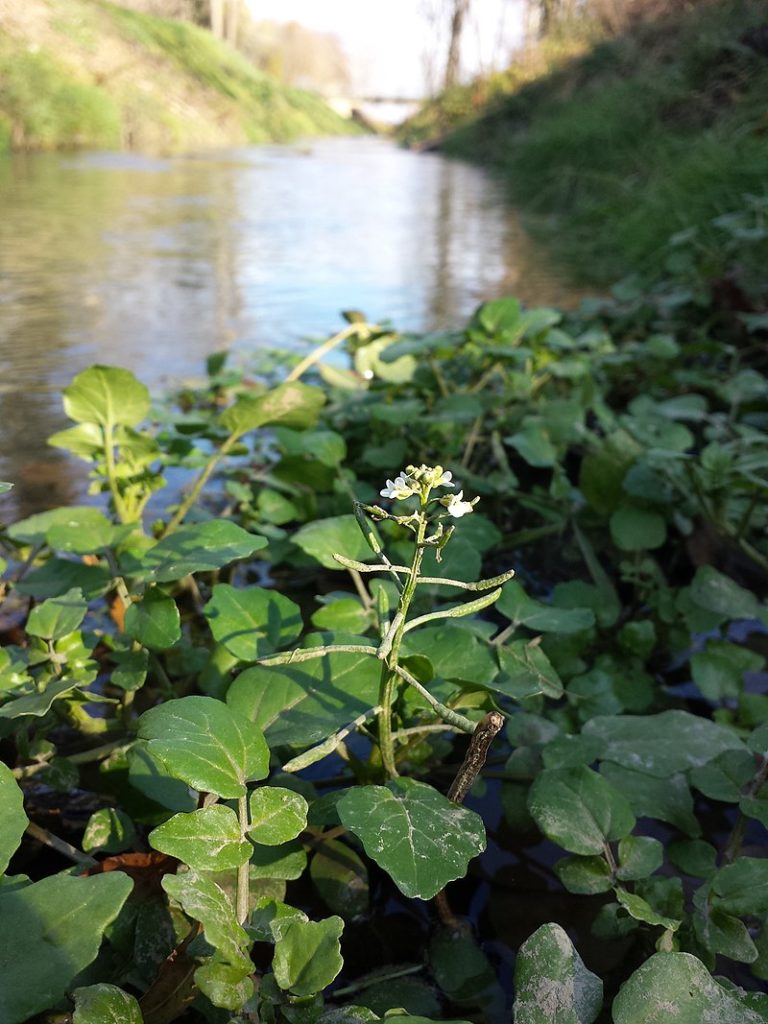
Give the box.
[1,199,768,1022]
[400,0,768,285]
[0,0,355,153]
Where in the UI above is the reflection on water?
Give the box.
[0,137,576,519]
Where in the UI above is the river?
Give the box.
[0,137,577,520]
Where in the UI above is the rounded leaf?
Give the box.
[513,923,602,1024]
[149,806,252,871]
[528,766,635,856]
[63,365,149,428]
[273,916,344,996]
[337,779,486,900]
[248,788,308,845]
[138,696,269,799]
[0,762,27,874]
[73,984,142,1024]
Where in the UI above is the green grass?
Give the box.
[0,48,121,151]
[404,0,768,284]
[0,0,355,153]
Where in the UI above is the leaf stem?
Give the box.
[25,821,96,867]
[161,433,237,539]
[285,323,366,383]
[377,511,428,778]
[236,794,250,925]
[103,421,130,524]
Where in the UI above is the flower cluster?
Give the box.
[379,464,477,518]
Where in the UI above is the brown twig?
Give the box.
[433,712,504,928]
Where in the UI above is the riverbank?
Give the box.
[400,0,768,286]
[0,0,355,153]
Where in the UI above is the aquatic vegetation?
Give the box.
[1,214,768,1020]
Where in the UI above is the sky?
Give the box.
[246,1,527,98]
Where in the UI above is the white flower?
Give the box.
[434,469,454,488]
[444,490,477,518]
[380,473,415,500]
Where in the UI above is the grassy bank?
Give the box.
[401,0,768,285]
[0,0,355,153]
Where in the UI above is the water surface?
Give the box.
[0,137,576,518]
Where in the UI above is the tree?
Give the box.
[444,0,471,89]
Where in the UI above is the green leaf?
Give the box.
[337,779,486,900]
[111,648,149,692]
[82,808,137,854]
[138,696,269,799]
[582,710,745,777]
[554,855,613,895]
[430,927,504,1011]
[690,566,763,621]
[527,766,635,856]
[612,952,767,1023]
[579,431,641,515]
[73,984,143,1024]
[249,839,307,880]
[141,521,267,582]
[195,960,253,1011]
[0,481,11,494]
[310,840,369,919]
[204,584,302,661]
[14,559,111,599]
[691,640,764,700]
[127,743,198,813]
[47,509,118,554]
[63,365,150,428]
[711,858,768,916]
[355,338,416,383]
[26,587,87,640]
[616,836,663,881]
[273,916,344,996]
[496,641,563,699]
[609,505,667,551]
[248,787,308,846]
[0,677,80,720]
[615,889,680,930]
[124,590,181,651]
[601,764,701,837]
[220,382,325,437]
[694,907,758,963]
[402,624,498,688]
[506,421,557,468]
[48,423,103,460]
[0,763,27,874]
[150,806,251,871]
[690,749,755,802]
[513,922,602,1024]
[0,872,133,1024]
[496,581,594,634]
[293,515,375,570]
[312,597,370,633]
[162,869,250,969]
[667,839,716,878]
[227,648,380,748]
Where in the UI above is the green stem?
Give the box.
[26,821,96,867]
[724,755,768,864]
[161,433,237,539]
[236,795,250,925]
[332,964,424,998]
[103,422,130,525]
[377,512,428,779]
[285,323,365,382]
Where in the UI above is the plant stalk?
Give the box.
[236,794,250,924]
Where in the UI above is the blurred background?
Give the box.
[0,0,765,516]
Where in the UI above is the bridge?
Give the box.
[327,96,422,125]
